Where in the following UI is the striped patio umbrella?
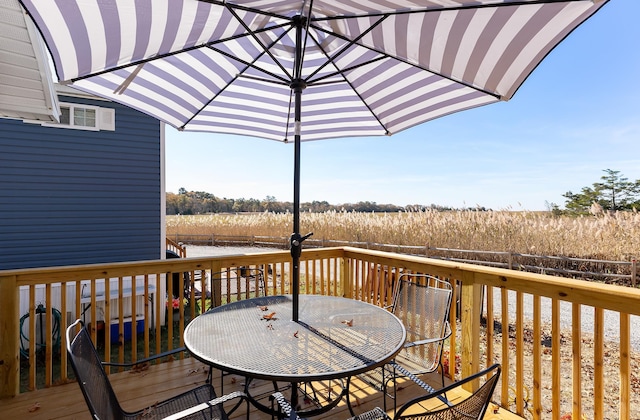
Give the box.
[20,0,609,321]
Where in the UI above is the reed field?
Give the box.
[167,209,640,261]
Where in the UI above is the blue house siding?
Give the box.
[0,95,161,270]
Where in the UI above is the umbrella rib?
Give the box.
[299,28,389,135]
[65,24,287,84]
[223,3,294,81]
[303,14,389,83]
[295,0,316,79]
[179,49,292,130]
[306,22,501,100]
[183,14,298,130]
[308,56,388,86]
[204,45,290,84]
[197,0,294,21]
[235,74,289,86]
[311,0,590,22]
[200,0,580,22]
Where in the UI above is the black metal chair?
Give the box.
[66,319,248,420]
[361,274,453,411]
[271,391,307,420]
[349,364,501,420]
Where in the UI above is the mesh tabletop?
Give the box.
[184,295,406,382]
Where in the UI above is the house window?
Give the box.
[58,105,96,128]
[41,102,115,131]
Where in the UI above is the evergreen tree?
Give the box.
[563,169,640,213]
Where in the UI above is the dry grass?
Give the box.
[167,210,640,261]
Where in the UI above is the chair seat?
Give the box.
[348,407,390,420]
[353,364,501,420]
[120,384,221,419]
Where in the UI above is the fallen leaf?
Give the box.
[293,330,299,338]
[28,402,41,412]
[341,319,353,327]
[262,312,277,320]
[258,305,268,311]
[129,362,150,373]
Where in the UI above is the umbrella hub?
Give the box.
[290,79,307,92]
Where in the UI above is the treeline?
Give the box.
[557,169,640,215]
[166,188,466,215]
[167,170,640,215]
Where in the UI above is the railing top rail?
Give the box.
[0,250,293,284]
[341,247,640,316]
[3,245,639,316]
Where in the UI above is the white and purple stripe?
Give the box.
[20,0,608,141]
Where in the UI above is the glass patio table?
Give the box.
[183,294,406,417]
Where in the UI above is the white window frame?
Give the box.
[39,102,115,131]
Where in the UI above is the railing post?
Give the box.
[460,271,481,391]
[210,260,223,308]
[0,274,19,397]
[632,259,637,287]
[340,253,350,299]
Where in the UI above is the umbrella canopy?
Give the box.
[19,0,609,320]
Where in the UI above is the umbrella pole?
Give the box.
[291,86,301,322]
[290,15,311,323]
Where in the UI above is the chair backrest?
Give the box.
[66,319,124,419]
[395,364,501,420]
[392,274,453,373]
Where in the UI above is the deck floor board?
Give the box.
[2,358,523,420]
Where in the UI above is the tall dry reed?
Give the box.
[166,210,640,260]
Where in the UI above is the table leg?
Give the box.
[290,381,300,411]
[345,376,358,417]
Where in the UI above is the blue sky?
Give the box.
[165,1,640,211]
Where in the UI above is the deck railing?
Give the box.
[1,246,638,419]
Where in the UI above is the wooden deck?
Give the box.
[2,358,524,420]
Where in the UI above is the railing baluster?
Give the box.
[28,284,36,390]
[448,278,458,380]
[594,307,604,420]
[533,295,541,419]
[117,276,124,365]
[155,272,162,355]
[515,291,523,415]
[131,276,137,364]
[572,303,582,419]
[60,281,68,382]
[45,283,52,387]
[144,275,151,359]
[486,285,494,372]
[104,278,111,372]
[620,312,631,420]
[501,287,509,409]
[552,299,561,420]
